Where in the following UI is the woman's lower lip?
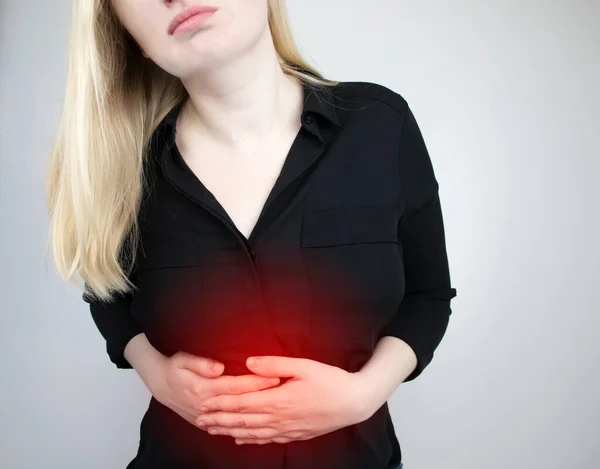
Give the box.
[173,11,216,34]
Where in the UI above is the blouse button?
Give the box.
[303,114,314,124]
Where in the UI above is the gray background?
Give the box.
[1,0,599,468]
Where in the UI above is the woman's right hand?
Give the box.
[149,351,281,430]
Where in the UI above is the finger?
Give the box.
[246,356,313,378]
[236,437,292,444]
[195,411,274,429]
[206,426,277,439]
[209,374,280,396]
[200,386,280,413]
[175,352,224,377]
[236,438,273,445]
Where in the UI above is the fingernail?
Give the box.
[268,378,279,385]
[211,362,223,371]
[248,357,260,367]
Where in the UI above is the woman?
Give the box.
[45,1,457,468]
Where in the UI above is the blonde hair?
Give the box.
[45,0,340,303]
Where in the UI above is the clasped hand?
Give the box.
[195,355,370,445]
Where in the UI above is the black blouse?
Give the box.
[84,79,457,469]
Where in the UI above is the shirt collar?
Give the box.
[160,79,341,143]
[301,80,341,127]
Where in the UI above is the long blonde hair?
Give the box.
[45,0,340,303]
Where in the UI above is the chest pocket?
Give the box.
[131,231,203,333]
[135,231,201,271]
[300,206,405,345]
[133,229,202,303]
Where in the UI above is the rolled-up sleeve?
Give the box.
[83,281,144,369]
[377,103,458,382]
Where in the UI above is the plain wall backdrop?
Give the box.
[1,0,598,468]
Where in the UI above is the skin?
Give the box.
[113,0,419,445]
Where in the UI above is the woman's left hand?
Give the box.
[194,355,374,445]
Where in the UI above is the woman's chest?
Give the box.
[134,132,406,370]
